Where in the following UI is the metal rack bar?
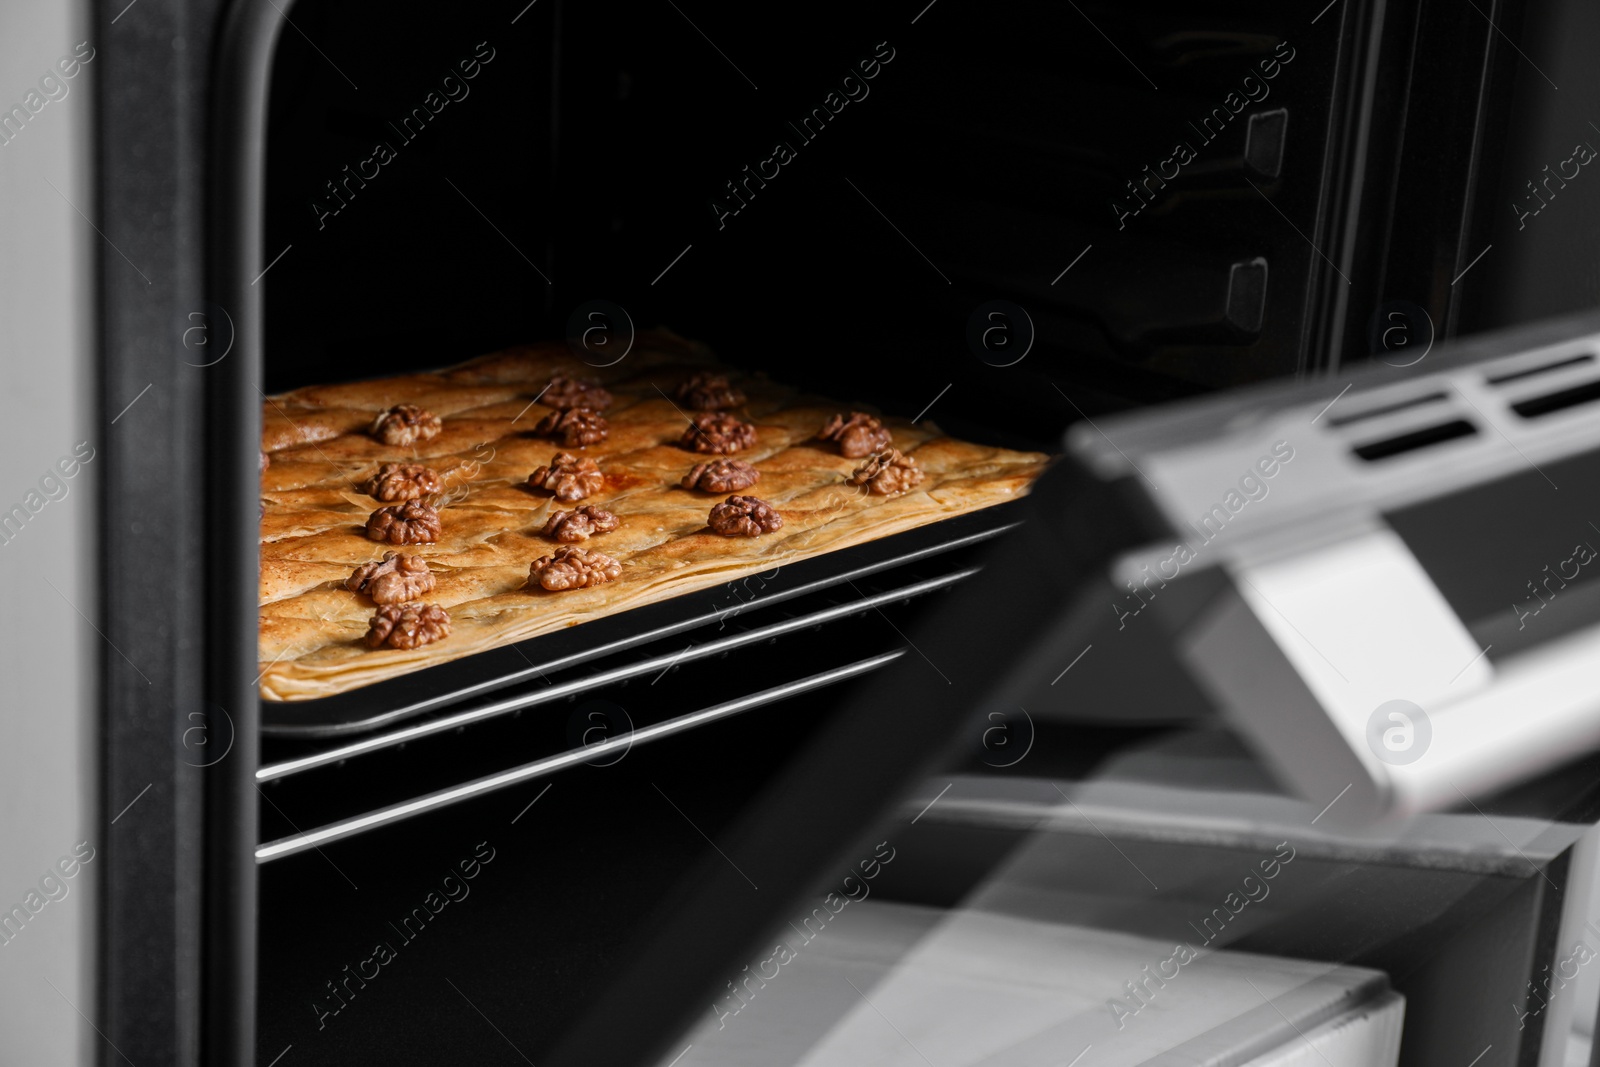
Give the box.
[255,650,903,862]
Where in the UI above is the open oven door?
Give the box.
[539,307,1600,1067]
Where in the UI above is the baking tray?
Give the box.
[260,502,1024,738]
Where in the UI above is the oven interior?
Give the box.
[259,0,1407,427]
[249,1,1551,1063]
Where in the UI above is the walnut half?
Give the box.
[543,375,614,412]
[365,602,451,650]
[371,404,443,447]
[708,495,784,537]
[848,448,925,495]
[681,458,760,493]
[675,372,746,411]
[526,546,623,591]
[681,412,757,454]
[346,551,437,604]
[535,407,609,447]
[818,412,892,459]
[528,452,604,503]
[539,505,620,543]
[363,463,444,502]
[365,499,442,544]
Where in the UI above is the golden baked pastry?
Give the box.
[258,330,1049,701]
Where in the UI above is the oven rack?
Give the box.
[253,510,1016,861]
[256,650,902,862]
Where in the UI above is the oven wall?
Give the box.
[1460,0,1600,335]
[259,0,1384,449]
[0,0,98,1064]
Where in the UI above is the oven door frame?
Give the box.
[204,0,292,1063]
[93,0,264,1062]
[95,0,288,1060]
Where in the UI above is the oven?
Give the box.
[14,0,1600,1064]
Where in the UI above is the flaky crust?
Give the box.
[258,330,1048,700]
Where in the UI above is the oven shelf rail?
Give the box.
[255,649,902,862]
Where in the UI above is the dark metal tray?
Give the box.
[260,503,1024,738]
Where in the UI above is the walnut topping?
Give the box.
[535,407,609,447]
[371,404,443,447]
[681,412,757,454]
[346,551,437,604]
[681,458,761,493]
[526,546,623,591]
[818,412,892,459]
[708,495,784,537]
[543,375,613,412]
[540,505,620,543]
[848,448,925,495]
[364,602,451,650]
[675,372,746,411]
[363,463,444,502]
[528,452,604,503]
[365,499,442,544]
